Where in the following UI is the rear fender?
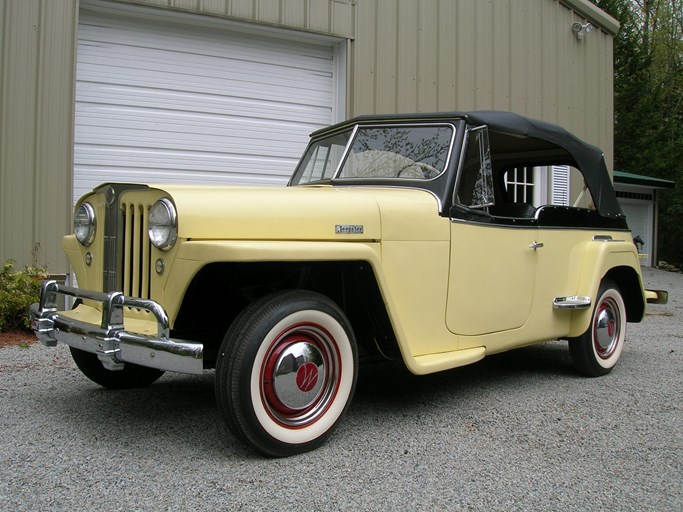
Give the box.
[568,240,645,337]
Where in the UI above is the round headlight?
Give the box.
[74,202,96,246]
[148,198,177,251]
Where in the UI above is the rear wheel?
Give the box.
[70,347,165,389]
[569,279,626,377]
[215,290,358,457]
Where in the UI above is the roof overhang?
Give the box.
[614,171,676,189]
[560,0,620,35]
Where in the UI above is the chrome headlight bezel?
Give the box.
[74,202,96,247]
[148,198,178,251]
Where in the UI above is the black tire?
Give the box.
[569,279,627,377]
[70,347,165,389]
[215,290,358,457]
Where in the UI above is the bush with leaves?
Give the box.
[0,260,49,332]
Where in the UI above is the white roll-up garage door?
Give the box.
[74,5,343,202]
[620,200,653,266]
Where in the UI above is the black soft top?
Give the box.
[312,111,623,220]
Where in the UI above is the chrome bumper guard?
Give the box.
[645,289,668,305]
[30,280,204,374]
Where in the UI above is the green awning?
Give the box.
[614,171,675,189]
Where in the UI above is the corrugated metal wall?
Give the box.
[0,0,77,272]
[113,0,354,37]
[0,0,617,271]
[349,0,615,168]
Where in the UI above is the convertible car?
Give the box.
[32,111,667,456]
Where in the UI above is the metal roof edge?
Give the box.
[560,0,620,35]
[614,171,676,189]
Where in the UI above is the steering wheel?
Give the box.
[397,162,440,179]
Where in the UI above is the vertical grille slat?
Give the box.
[141,207,151,298]
[123,204,133,295]
[120,199,152,300]
[132,205,141,297]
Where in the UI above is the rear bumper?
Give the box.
[645,289,668,304]
[30,280,204,374]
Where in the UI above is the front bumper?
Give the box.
[30,280,204,374]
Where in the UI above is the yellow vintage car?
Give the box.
[31,111,667,457]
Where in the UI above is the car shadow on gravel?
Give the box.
[37,371,256,457]
[36,340,577,458]
[352,340,577,411]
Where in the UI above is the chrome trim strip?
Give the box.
[553,296,592,310]
[102,185,123,292]
[593,235,626,242]
[332,123,359,179]
[30,280,203,374]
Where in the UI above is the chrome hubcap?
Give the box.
[272,341,326,410]
[594,298,620,359]
[261,322,340,427]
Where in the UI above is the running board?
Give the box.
[553,296,592,309]
[409,347,486,375]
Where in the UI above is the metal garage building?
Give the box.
[614,171,675,267]
[73,3,347,201]
[1,0,619,273]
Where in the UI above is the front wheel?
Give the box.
[215,291,358,457]
[568,279,627,377]
[70,347,165,389]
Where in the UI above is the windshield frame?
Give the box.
[289,122,457,186]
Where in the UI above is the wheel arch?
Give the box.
[569,264,646,338]
[172,260,400,368]
[603,265,646,323]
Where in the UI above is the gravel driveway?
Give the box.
[1,268,681,511]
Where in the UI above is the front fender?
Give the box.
[164,240,388,323]
[166,240,449,374]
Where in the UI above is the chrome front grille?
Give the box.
[98,184,151,297]
[121,200,152,299]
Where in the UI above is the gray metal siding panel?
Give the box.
[119,0,355,36]
[349,0,615,168]
[0,0,76,272]
[0,1,38,268]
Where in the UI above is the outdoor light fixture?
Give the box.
[572,22,593,41]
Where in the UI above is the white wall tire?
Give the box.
[569,280,626,377]
[215,291,358,457]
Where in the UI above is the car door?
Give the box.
[446,126,539,336]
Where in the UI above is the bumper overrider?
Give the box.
[30,280,204,374]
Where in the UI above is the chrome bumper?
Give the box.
[645,289,668,305]
[30,280,204,374]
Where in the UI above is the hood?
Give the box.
[158,185,384,241]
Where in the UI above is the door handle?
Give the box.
[529,241,544,250]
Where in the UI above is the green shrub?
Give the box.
[0,260,49,332]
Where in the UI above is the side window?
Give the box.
[494,165,595,221]
[455,126,494,208]
[504,167,535,204]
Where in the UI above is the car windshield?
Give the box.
[290,124,454,185]
[290,130,353,185]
